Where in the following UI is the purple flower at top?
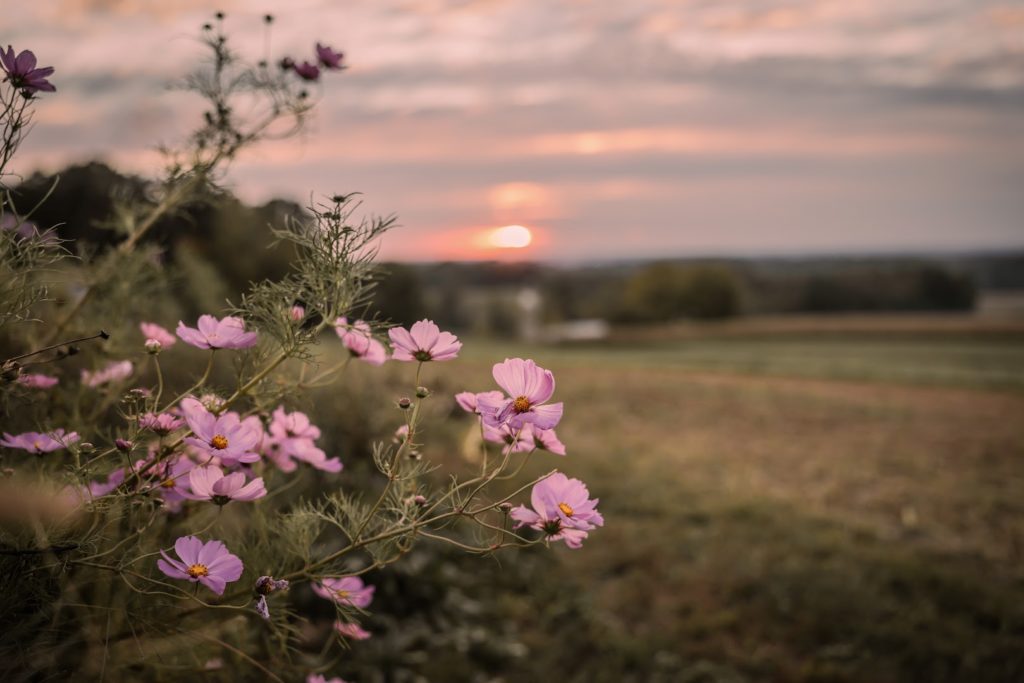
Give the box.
[476,358,563,431]
[181,397,262,467]
[176,315,258,350]
[139,412,185,435]
[334,621,371,640]
[17,373,58,389]
[81,360,133,388]
[334,317,387,366]
[313,576,375,608]
[157,535,244,595]
[1,46,55,95]
[140,322,176,348]
[315,43,345,69]
[292,61,320,81]
[186,465,266,505]
[510,472,603,549]
[1,429,79,453]
[388,319,461,362]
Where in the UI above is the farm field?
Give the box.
[392,326,1024,682]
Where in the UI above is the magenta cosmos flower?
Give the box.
[254,575,290,619]
[140,321,176,348]
[17,373,58,389]
[263,406,341,473]
[1,429,79,453]
[157,535,244,595]
[315,43,345,69]
[187,465,266,505]
[334,317,387,366]
[454,390,504,414]
[476,358,563,431]
[0,46,55,94]
[139,412,185,435]
[81,360,133,388]
[388,319,461,362]
[292,61,320,81]
[334,621,371,640]
[176,315,258,350]
[313,576,375,608]
[148,456,194,512]
[181,397,262,467]
[511,472,603,549]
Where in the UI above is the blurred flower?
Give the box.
[334,317,387,365]
[334,621,371,640]
[290,305,305,322]
[81,360,133,388]
[292,60,320,81]
[115,438,133,452]
[140,322,176,348]
[176,314,258,350]
[186,465,266,505]
[532,427,566,456]
[477,358,563,430]
[150,456,194,511]
[139,412,184,435]
[1,429,79,453]
[454,390,504,414]
[87,467,125,498]
[17,373,58,389]
[263,406,341,473]
[315,43,344,69]
[157,535,243,595]
[511,472,603,549]
[313,576,375,608]
[388,319,461,362]
[181,397,262,467]
[0,46,55,95]
[482,420,535,454]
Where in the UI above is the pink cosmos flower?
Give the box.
[334,317,387,365]
[476,358,563,430]
[149,456,194,512]
[313,576,375,608]
[254,575,290,619]
[0,46,55,94]
[292,61,320,81]
[181,397,262,467]
[139,412,185,435]
[532,427,566,456]
[87,467,125,498]
[17,373,58,389]
[334,621,371,640]
[157,535,244,595]
[81,360,133,388]
[263,406,341,473]
[1,429,79,453]
[510,472,603,549]
[388,319,461,362]
[307,675,348,683]
[482,421,535,454]
[315,43,345,69]
[454,390,504,414]
[176,315,258,350]
[186,465,266,505]
[140,322,176,348]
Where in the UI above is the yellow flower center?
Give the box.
[513,396,531,413]
[210,434,229,450]
[187,563,209,578]
[33,440,42,450]
[160,478,176,489]
[558,502,574,517]
[335,589,350,599]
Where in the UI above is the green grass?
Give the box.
[402,330,1024,682]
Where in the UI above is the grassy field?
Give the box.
[388,326,1024,682]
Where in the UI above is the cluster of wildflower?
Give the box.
[281,42,346,82]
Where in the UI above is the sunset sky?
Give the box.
[6,0,1024,261]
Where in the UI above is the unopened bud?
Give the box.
[145,338,162,354]
[413,494,427,506]
[498,502,512,513]
[289,305,305,322]
[397,397,412,410]
[415,386,430,399]
[408,450,422,461]
[78,442,95,453]
[115,438,133,453]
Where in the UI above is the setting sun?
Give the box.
[488,225,533,249]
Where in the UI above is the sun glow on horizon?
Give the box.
[488,224,533,249]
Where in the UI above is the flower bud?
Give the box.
[397,397,412,410]
[115,438,133,453]
[289,305,305,322]
[415,386,430,399]
[498,502,512,513]
[78,442,95,453]
[413,494,427,506]
[145,338,162,354]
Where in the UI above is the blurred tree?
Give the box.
[618,262,740,322]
